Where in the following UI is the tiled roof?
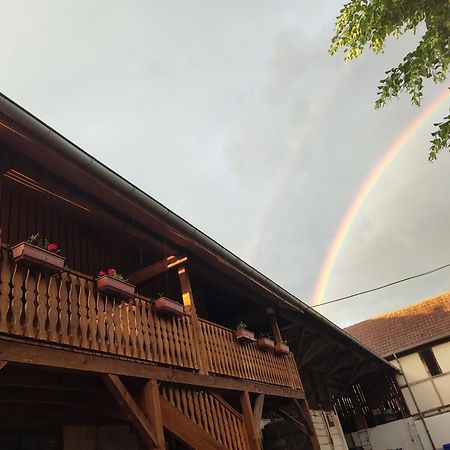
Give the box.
[344,292,450,357]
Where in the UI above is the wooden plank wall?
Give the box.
[0,178,150,278]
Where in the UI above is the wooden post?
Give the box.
[177,265,209,374]
[253,394,265,429]
[253,394,265,443]
[268,311,283,344]
[140,379,165,450]
[102,374,159,449]
[177,266,193,313]
[240,391,261,450]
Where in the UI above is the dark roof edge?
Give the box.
[0,92,396,371]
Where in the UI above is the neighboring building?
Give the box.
[346,293,450,450]
[0,93,400,450]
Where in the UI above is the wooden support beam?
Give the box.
[177,265,209,374]
[102,374,159,449]
[293,399,320,450]
[160,395,226,450]
[177,264,194,312]
[0,337,305,399]
[341,361,376,392]
[140,379,165,450]
[240,391,261,450]
[268,310,283,344]
[276,408,307,435]
[253,394,265,427]
[0,361,7,371]
[298,338,331,368]
[127,255,187,285]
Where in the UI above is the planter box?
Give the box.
[257,337,275,350]
[274,343,290,355]
[11,242,66,274]
[96,275,135,299]
[153,297,185,316]
[235,328,256,343]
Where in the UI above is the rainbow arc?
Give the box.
[312,88,450,307]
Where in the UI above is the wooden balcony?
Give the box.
[0,247,302,391]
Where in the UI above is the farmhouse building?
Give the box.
[346,292,450,450]
[0,93,402,450]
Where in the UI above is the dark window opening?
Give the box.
[419,348,442,376]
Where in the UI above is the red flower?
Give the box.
[98,271,105,276]
[47,243,58,251]
[107,268,116,275]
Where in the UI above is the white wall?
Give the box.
[396,343,450,414]
[393,340,450,450]
[433,342,450,373]
[367,418,423,450]
[415,411,450,450]
[348,419,424,450]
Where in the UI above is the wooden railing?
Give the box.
[200,320,301,389]
[0,248,301,389]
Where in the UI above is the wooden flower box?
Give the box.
[257,337,275,350]
[274,343,290,355]
[235,328,256,343]
[96,275,135,299]
[11,242,66,274]
[153,296,185,316]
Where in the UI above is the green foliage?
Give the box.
[237,321,247,330]
[27,233,62,254]
[329,0,450,160]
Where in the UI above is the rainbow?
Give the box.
[312,88,450,307]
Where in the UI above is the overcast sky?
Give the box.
[1,1,449,327]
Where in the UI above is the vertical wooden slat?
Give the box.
[134,299,145,359]
[24,269,37,338]
[58,273,70,345]
[140,300,152,360]
[148,305,160,362]
[47,276,59,342]
[121,301,131,357]
[78,277,89,348]
[36,273,48,340]
[113,299,124,355]
[87,281,98,350]
[159,314,171,365]
[10,265,24,335]
[0,248,11,333]
[68,274,80,346]
[97,292,107,352]
[105,297,115,353]
[128,299,138,358]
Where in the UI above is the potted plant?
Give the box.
[11,234,65,274]
[153,296,185,316]
[274,340,290,355]
[257,335,275,350]
[235,322,255,343]
[96,268,135,299]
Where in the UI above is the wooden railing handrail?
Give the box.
[0,248,302,389]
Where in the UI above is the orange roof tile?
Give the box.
[344,292,450,357]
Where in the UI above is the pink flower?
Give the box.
[47,243,58,251]
[99,271,105,276]
[107,268,116,275]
